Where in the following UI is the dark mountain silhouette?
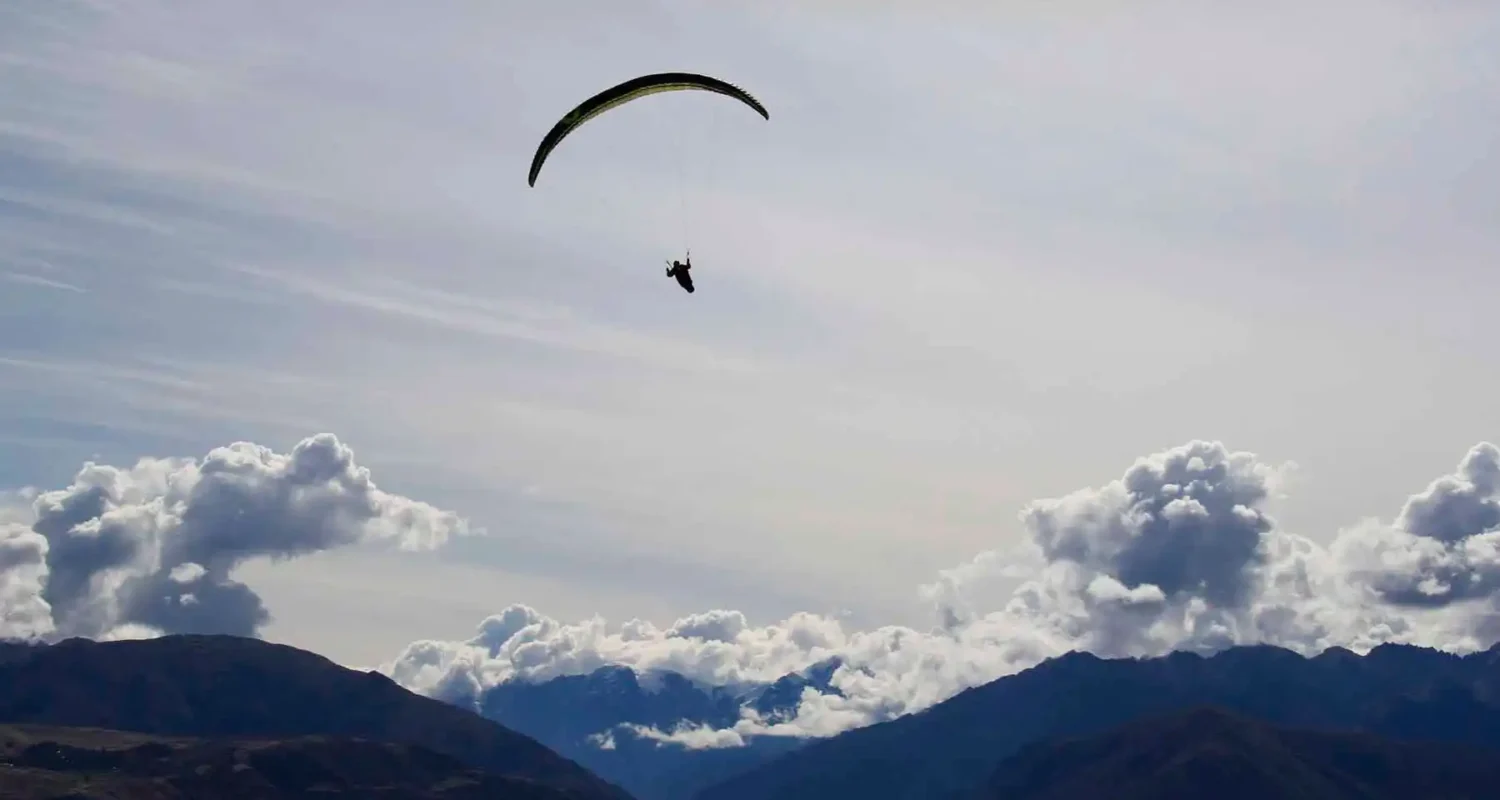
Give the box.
[0,723,578,799]
[0,635,633,800]
[0,640,36,666]
[695,642,1500,800]
[476,660,842,800]
[985,706,1500,800]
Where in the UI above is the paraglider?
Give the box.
[666,252,694,293]
[526,72,769,188]
[527,72,769,294]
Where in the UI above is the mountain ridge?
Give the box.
[984,705,1500,800]
[0,634,634,800]
[0,722,581,799]
[693,641,1500,800]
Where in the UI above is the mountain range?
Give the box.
[9,634,1500,799]
[693,643,1500,799]
[473,642,1500,800]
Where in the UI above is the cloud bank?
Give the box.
[382,439,1500,747]
[8,434,1500,749]
[0,433,468,642]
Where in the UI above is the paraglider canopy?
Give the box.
[526,71,769,187]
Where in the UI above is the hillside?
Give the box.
[0,723,579,799]
[986,706,1500,800]
[695,642,1500,800]
[0,635,633,800]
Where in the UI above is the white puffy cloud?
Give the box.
[1334,443,1500,609]
[382,439,1500,748]
[386,604,852,708]
[8,436,1500,748]
[0,433,470,641]
[0,520,51,640]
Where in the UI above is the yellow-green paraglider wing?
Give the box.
[527,72,769,187]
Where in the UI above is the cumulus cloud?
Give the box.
[382,439,1500,749]
[1334,443,1500,609]
[9,435,1500,748]
[0,519,51,640]
[386,603,850,709]
[0,433,469,641]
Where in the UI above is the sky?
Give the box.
[3,0,1500,744]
